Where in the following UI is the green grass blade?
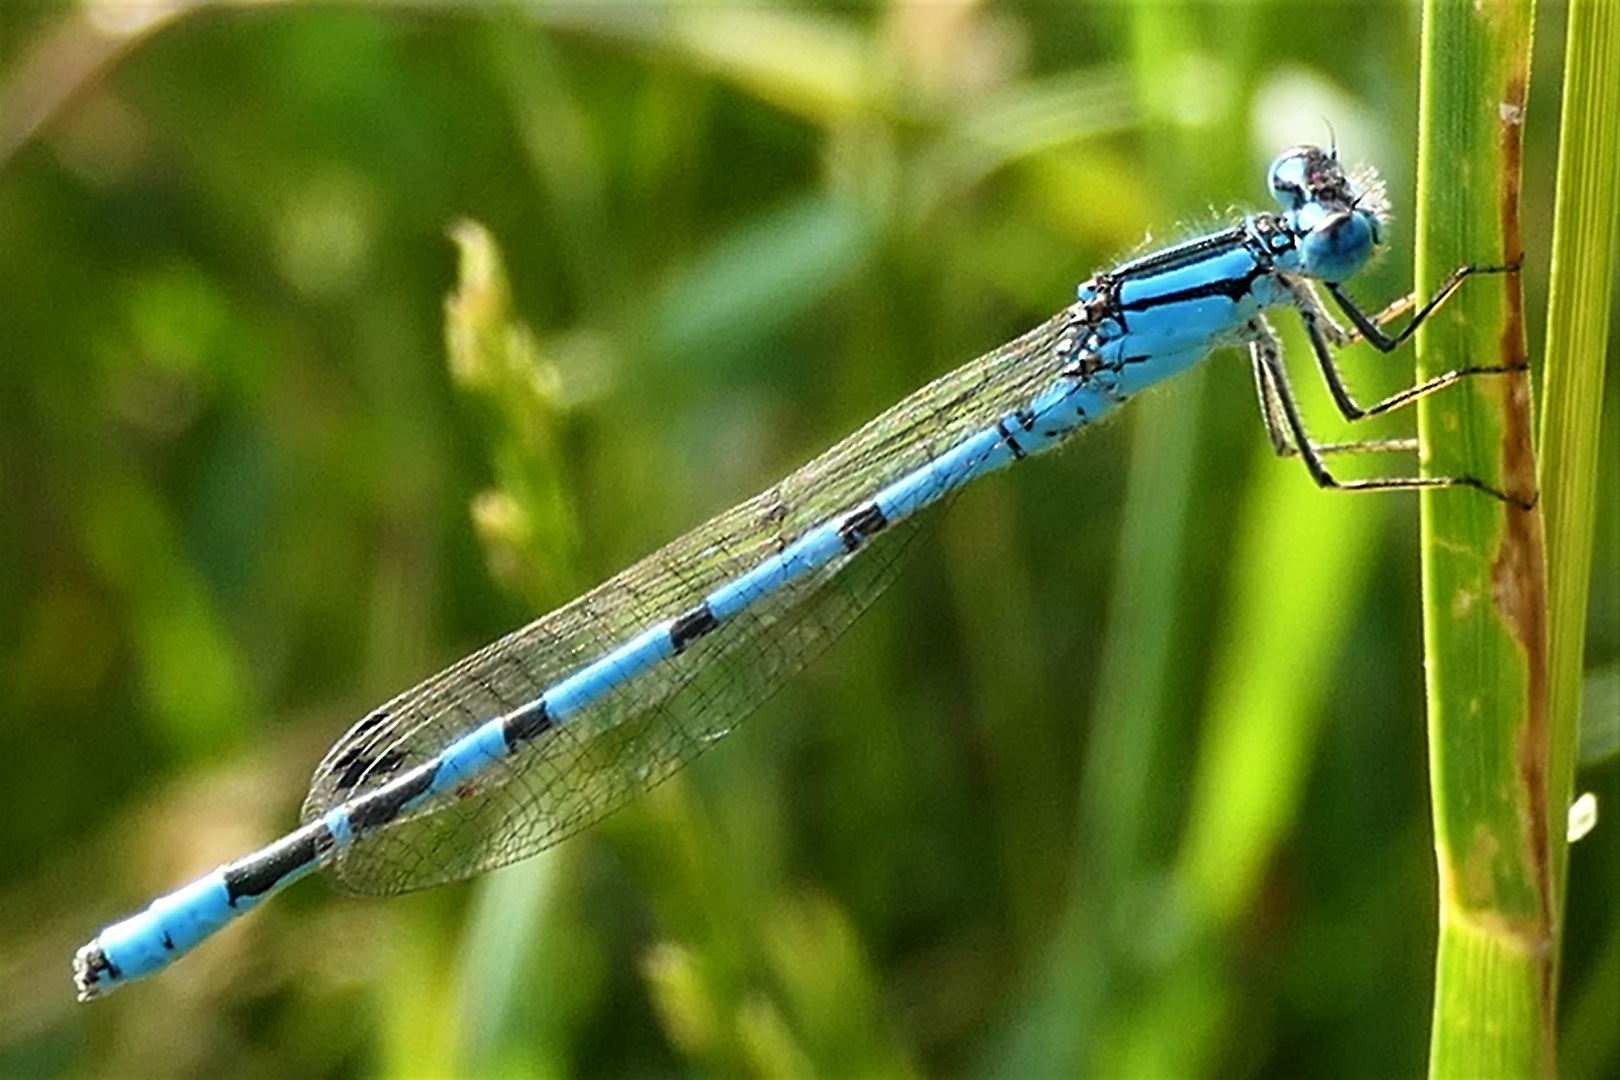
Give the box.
[1413,1,1550,1077]
[1538,0,1620,934]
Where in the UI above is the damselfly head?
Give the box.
[1268,145,1387,284]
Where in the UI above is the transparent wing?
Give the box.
[301,302,1086,895]
[321,512,926,894]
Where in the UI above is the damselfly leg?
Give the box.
[1250,262,1534,508]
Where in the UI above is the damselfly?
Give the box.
[74,145,1522,1001]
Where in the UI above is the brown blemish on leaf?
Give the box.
[1437,830,1553,947]
[1491,66,1556,1063]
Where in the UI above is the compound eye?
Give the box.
[1268,148,1313,210]
[1300,209,1377,283]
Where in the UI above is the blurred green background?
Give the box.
[0,2,1614,1078]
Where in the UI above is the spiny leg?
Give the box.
[1327,262,1518,352]
[1285,266,1527,424]
[1250,344,1293,457]
[1242,318,1529,506]
[1250,343,1418,459]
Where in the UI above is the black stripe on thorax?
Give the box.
[1118,263,1269,312]
[1110,217,1294,315]
[1107,225,1251,281]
